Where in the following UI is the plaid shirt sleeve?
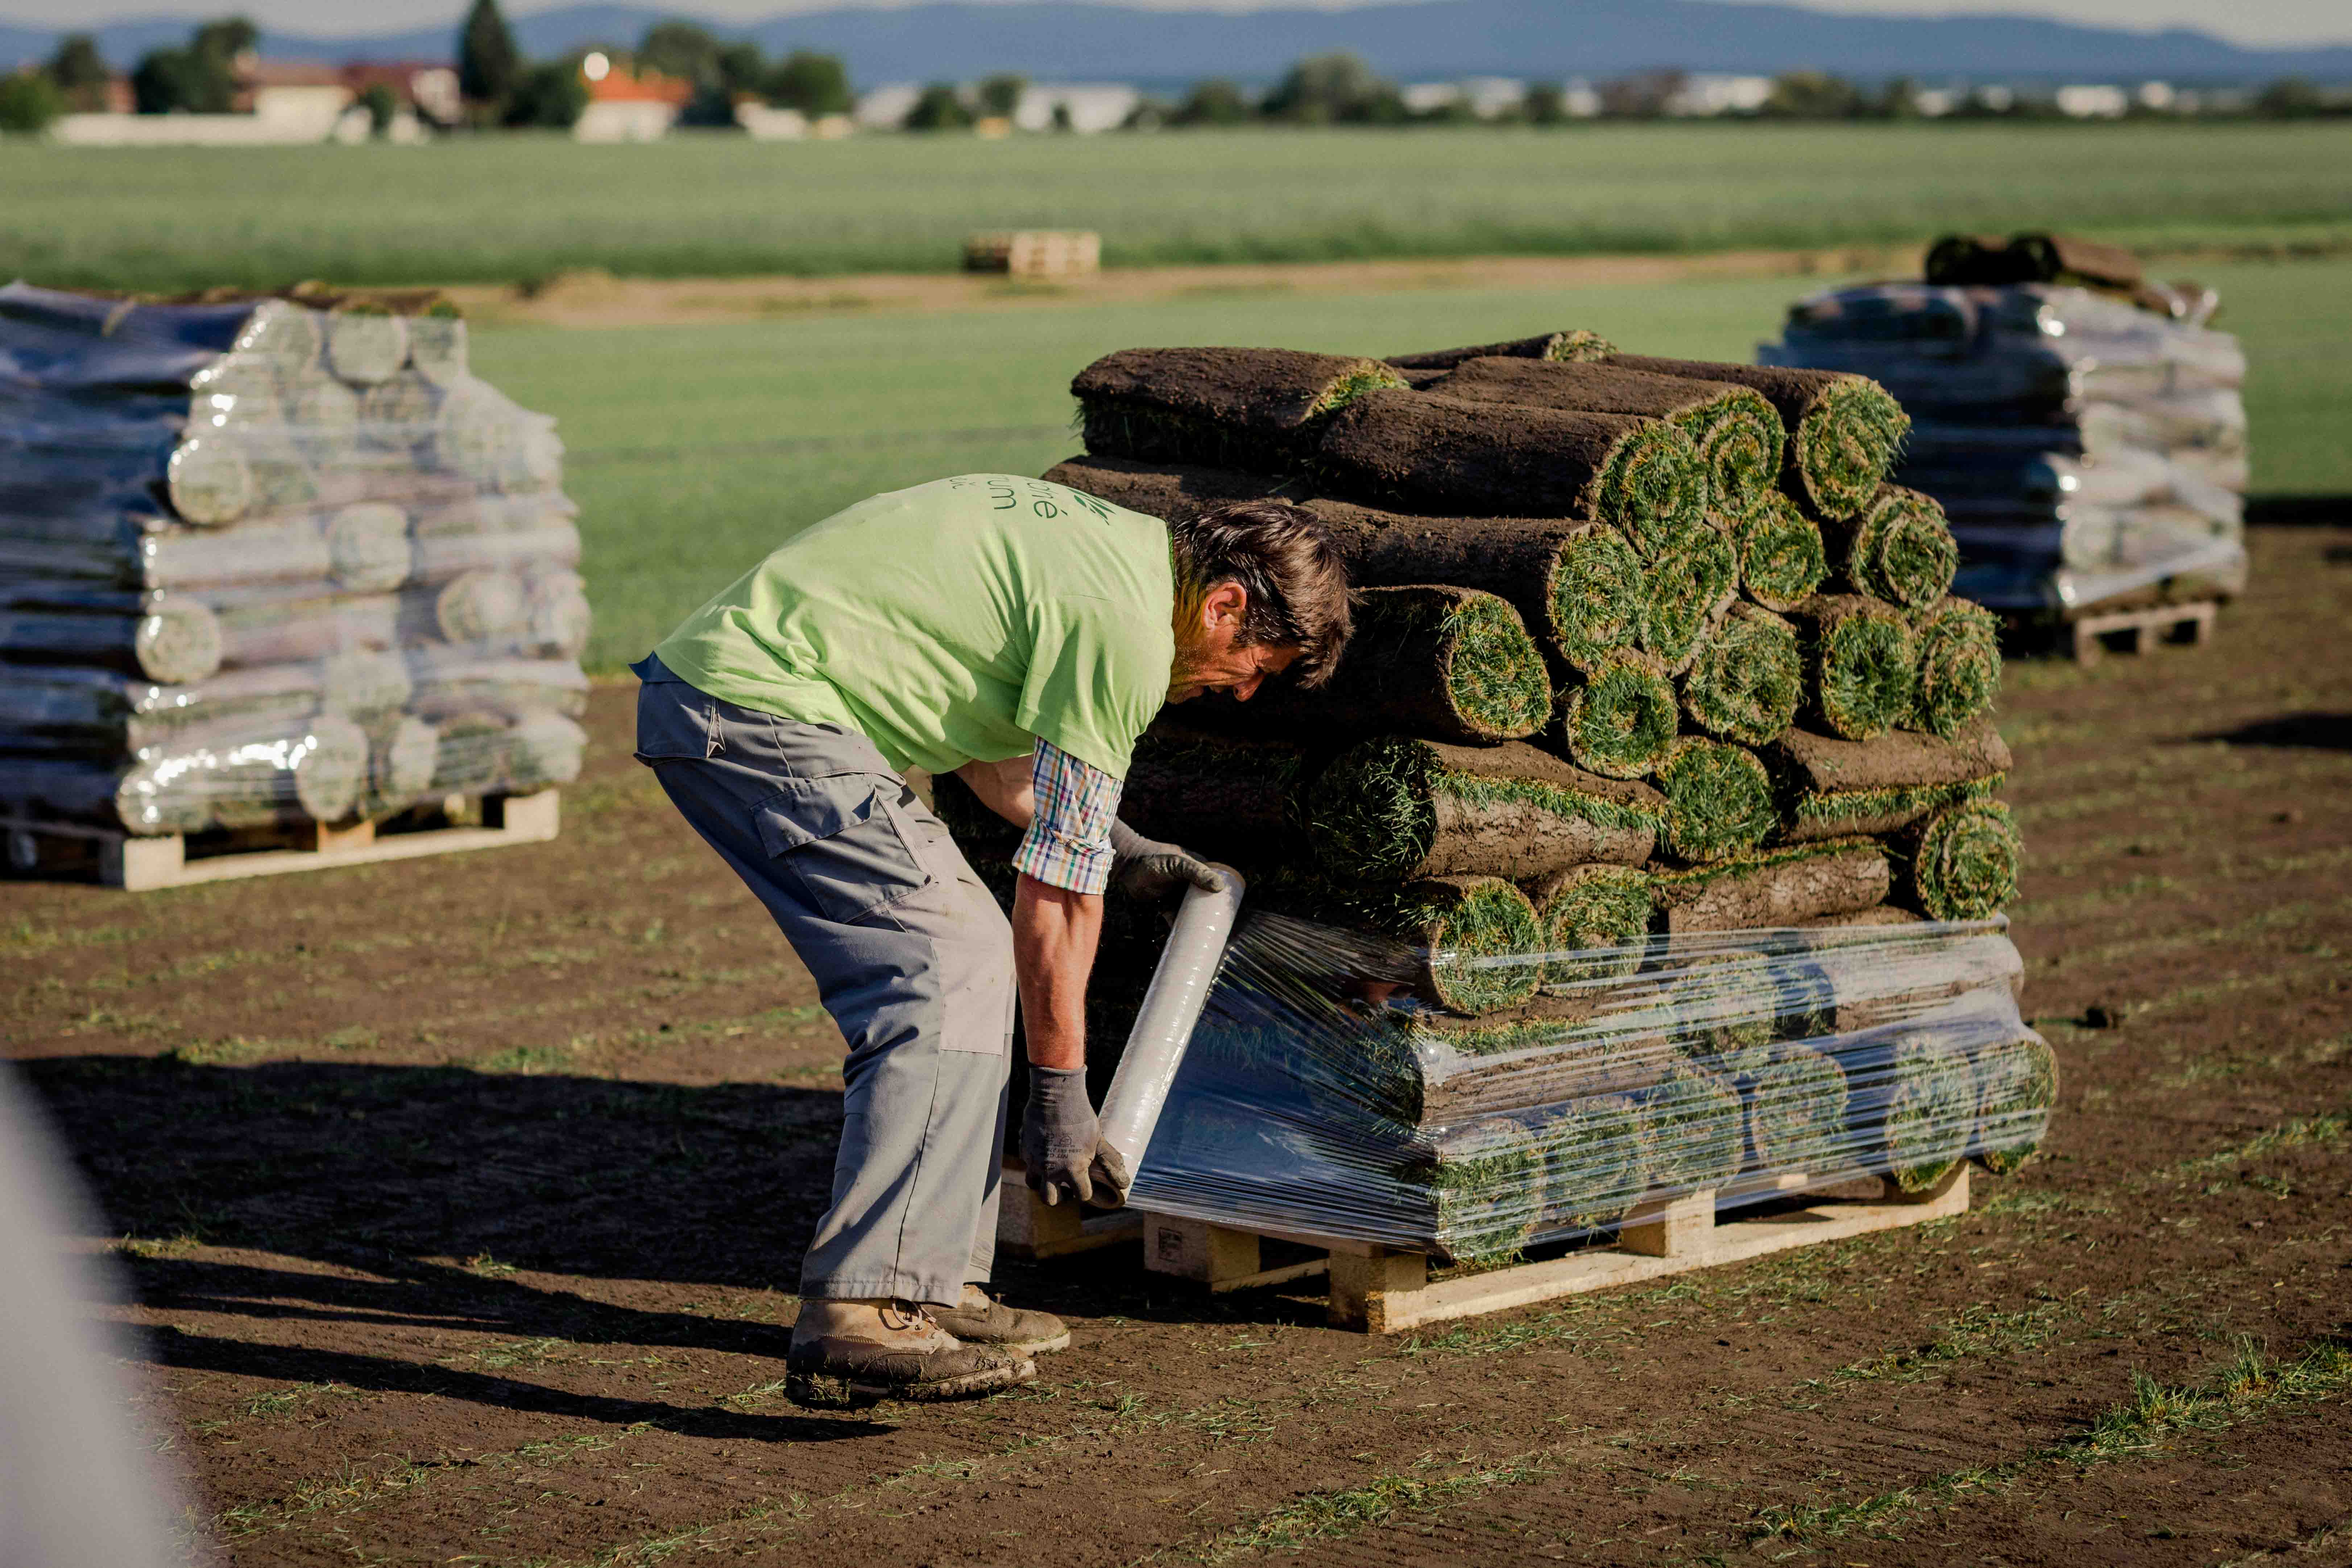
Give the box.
[1010,740,1123,896]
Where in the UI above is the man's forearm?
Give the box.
[1011,874,1101,1071]
[956,755,1035,829]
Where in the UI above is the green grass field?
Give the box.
[6,123,2352,291]
[465,255,2352,672]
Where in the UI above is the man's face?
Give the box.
[1169,581,1302,703]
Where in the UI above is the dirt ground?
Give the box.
[6,523,2350,1567]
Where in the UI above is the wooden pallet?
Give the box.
[1138,1167,1970,1334]
[994,1162,1144,1261]
[1,790,560,891]
[2061,600,2216,666]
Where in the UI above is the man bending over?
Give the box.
[632,474,1349,1407]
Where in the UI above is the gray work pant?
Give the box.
[632,657,1015,1306]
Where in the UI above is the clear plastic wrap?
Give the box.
[1129,910,2049,1260]
[1764,279,2249,617]
[0,284,588,839]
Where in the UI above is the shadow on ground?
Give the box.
[2245,495,2352,528]
[2198,712,2352,751]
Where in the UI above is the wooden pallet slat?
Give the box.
[2062,600,2217,666]
[994,1162,1143,1261]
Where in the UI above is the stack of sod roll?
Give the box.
[0,283,588,844]
[1763,233,2247,618]
[991,331,2048,1260]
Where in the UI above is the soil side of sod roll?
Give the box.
[1730,491,1829,613]
[1305,735,1662,883]
[1185,584,1552,746]
[1649,838,1892,933]
[1383,329,1613,372]
[1820,485,1960,611]
[1766,720,2011,844]
[1605,354,1910,523]
[1552,648,1680,781]
[1681,601,1802,746]
[1120,721,1316,867]
[1313,390,1705,547]
[1910,596,2004,739]
[1788,592,1920,741]
[1430,356,1787,518]
[1072,346,1406,472]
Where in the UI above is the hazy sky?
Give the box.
[10,0,2349,48]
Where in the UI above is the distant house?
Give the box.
[1012,84,1139,133]
[342,61,462,131]
[53,55,357,145]
[573,54,692,142]
[853,83,922,130]
[2055,83,2129,118]
[1665,74,1773,116]
[1401,77,1529,120]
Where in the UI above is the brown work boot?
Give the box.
[784,1298,1034,1410]
[930,1284,1072,1354]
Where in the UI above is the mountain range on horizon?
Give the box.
[12,0,2351,85]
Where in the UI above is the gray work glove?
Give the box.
[1023,1064,1104,1208]
[1109,819,1223,906]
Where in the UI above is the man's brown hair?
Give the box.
[1168,499,1352,688]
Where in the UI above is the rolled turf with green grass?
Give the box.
[1658,737,1778,864]
[1789,593,1919,741]
[1639,1061,1746,1195]
[1969,1030,2060,1176]
[1313,390,1705,546]
[1730,492,1829,613]
[1431,356,1786,518]
[1897,799,2022,921]
[1305,736,1662,882]
[1737,1044,1851,1174]
[1523,863,1653,984]
[1041,456,1645,680]
[1194,584,1550,745]
[1428,1115,1545,1260]
[1649,839,1892,934]
[1854,1027,1980,1193]
[1606,355,1910,522]
[1680,602,1801,746]
[1554,649,1679,780]
[1316,874,1547,1015]
[1821,486,1960,611]
[1910,597,2003,739]
[1072,346,1406,473]
[1639,526,1740,673]
[1767,719,2011,844]
[1533,1094,1651,1234]
[1383,329,1613,372]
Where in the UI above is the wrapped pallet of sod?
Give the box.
[1554,649,1679,780]
[1383,328,1614,372]
[1313,390,1706,553]
[1910,597,2003,738]
[1731,492,1830,613]
[1430,355,1788,518]
[1896,798,2023,920]
[1071,346,1406,474]
[1606,353,1911,522]
[1680,603,1802,746]
[1787,593,1919,741]
[1819,486,1959,610]
[1765,720,2010,844]
[0,284,589,843]
[1305,736,1663,882]
[1186,584,1551,745]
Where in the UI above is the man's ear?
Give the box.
[1203,580,1248,630]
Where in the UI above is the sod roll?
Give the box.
[1789,593,1919,741]
[1121,723,1313,866]
[1639,527,1738,673]
[1639,1061,1745,1195]
[207,713,370,829]
[0,600,224,685]
[1820,486,1959,611]
[361,714,440,817]
[1314,390,1705,547]
[1383,330,1612,372]
[1432,356,1787,518]
[1524,863,1652,984]
[1658,737,1778,864]
[1767,720,2010,844]
[1910,597,2003,739]
[1429,1115,1544,1260]
[1534,1093,1651,1233]
[1897,799,2022,921]
[505,712,587,791]
[1970,1030,2060,1176]
[1073,346,1406,472]
[1328,875,1546,1015]
[1731,491,1828,613]
[1554,649,1678,780]
[1606,355,1910,522]
[1681,602,1801,746]
[324,502,413,593]
[431,711,508,795]
[1859,1027,1980,1194]
[325,305,409,385]
[1650,839,1892,934]
[1306,736,1662,882]
[1195,584,1550,745]
[1039,454,1298,521]
[1737,1044,1851,1175]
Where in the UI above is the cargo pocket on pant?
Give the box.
[754,774,933,925]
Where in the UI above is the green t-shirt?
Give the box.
[653,474,1176,778]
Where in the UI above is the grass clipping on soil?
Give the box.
[1557,649,1678,780]
[1822,485,1960,610]
[1306,736,1662,882]
[1911,597,2003,739]
[1681,602,1801,746]
[1899,798,2022,920]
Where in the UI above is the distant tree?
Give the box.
[1173,77,1250,125]
[46,34,110,111]
[1875,75,1920,118]
[1261,51,1403,124]
[1598,69,1682,118]
[2254,75,2323,118]
[639,20,721,85]
[0,69,64,133]
[1050,100,1073,131]
[903,81,972,130]
[502,59,587,128]
[1523,80,1568,124]
[131,49,200,113]
[977,72,1026,119]
[360,80,398,135]
[458,0,521,115]
[191,16,257,66]
[1763,70,1861,118]
[765,50,851,116]
[715,41,765,98]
